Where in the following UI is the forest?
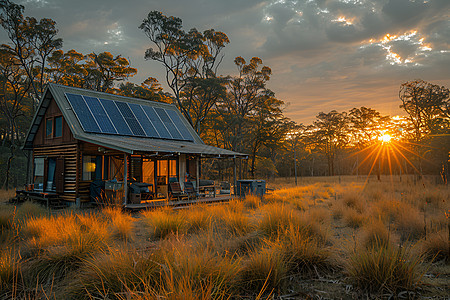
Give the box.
[0,0,449,189]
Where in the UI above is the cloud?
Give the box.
[5,0,448,125]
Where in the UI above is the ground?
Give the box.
[0,175,449,299]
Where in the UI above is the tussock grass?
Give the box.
[395,204,425,241]
[258,203,298,237]
[141,208,183,239]
[0,249,20,292]
[149,237,241,298]
[343,207,366,228]
[15,201,47,220]
[102,207,135,241]
[346,244,424,294]
[0,189,15,201]
[359,218,391,249]
[3,177,447,299]
[281,224,333,275]
[179,205,212,234]
[420,231,449,261]
[65,248,162,299]
[240,241,287,293]
[244,194,261,209]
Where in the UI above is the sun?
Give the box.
[378,133,392,143]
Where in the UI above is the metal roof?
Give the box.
[23,83,246,158]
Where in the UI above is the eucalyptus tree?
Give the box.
[310,110,349,176]
[140,11,229,132]
[0,0,62,108]
[0,47,32,188]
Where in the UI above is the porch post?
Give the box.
[233,156,237,195]
[196,156,200,192]
[123,153,128,205]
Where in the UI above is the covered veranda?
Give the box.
[80,134,247,208]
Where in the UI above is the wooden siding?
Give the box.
[33,143,78,202]
[33,96,76,147]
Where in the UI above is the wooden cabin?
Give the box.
[22,83,245,207]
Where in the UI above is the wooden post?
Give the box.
[196,156,200,193]
[233,156,237,195]
[123,153,128,206]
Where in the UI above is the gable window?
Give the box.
[54,116,63,137]
[46,118,53,138]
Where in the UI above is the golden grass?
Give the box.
[1,177,448,299]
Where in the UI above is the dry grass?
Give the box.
[1,178,448,299]
[346,244,424,294]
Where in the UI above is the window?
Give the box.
[46,118,53,138]
[54,116,62,137]
[82,156,97,180]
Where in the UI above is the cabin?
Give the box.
[21,83,245,207]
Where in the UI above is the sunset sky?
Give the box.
[5,0,450,124]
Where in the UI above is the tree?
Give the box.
[0,47,32,189]
[116,77,172,103]
[218,57,272,153]
[399,80,450,175]
[140,11,229,131]
[0,0,62,108]
[349,107,390,148]
[46,49,86,87]
[83,52,137,92]
[310,110,349,176]
[399,79,450,139]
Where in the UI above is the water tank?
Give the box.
[236,180,266,197]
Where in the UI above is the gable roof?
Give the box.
[23,83,246,157]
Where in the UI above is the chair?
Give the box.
[184,181,198,200]
[169,182,189,201]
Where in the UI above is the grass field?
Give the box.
[1,176,449,299]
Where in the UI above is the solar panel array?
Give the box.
[65,93,194,142]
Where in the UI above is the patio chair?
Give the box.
[184,181,198,200]
[169,182,189,201]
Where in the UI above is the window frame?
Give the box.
[54,116,63,138]
[45,118,53,139]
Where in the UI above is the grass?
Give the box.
[346,243,424,294]
[1,176,448,299]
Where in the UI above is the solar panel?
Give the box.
[166,109,195,141]
[141,106,172,139]
[115,102,146,136]
[65,92,196,142]
[65,93,101,133]
[128,103,159,138]
[99,99,133,136]
[83,96,117,134]
[154,107,183,140]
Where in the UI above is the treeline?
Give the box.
[0,1,448,188]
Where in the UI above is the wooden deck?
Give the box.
[124,194,234,210]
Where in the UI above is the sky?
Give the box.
[5,0,450,124]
